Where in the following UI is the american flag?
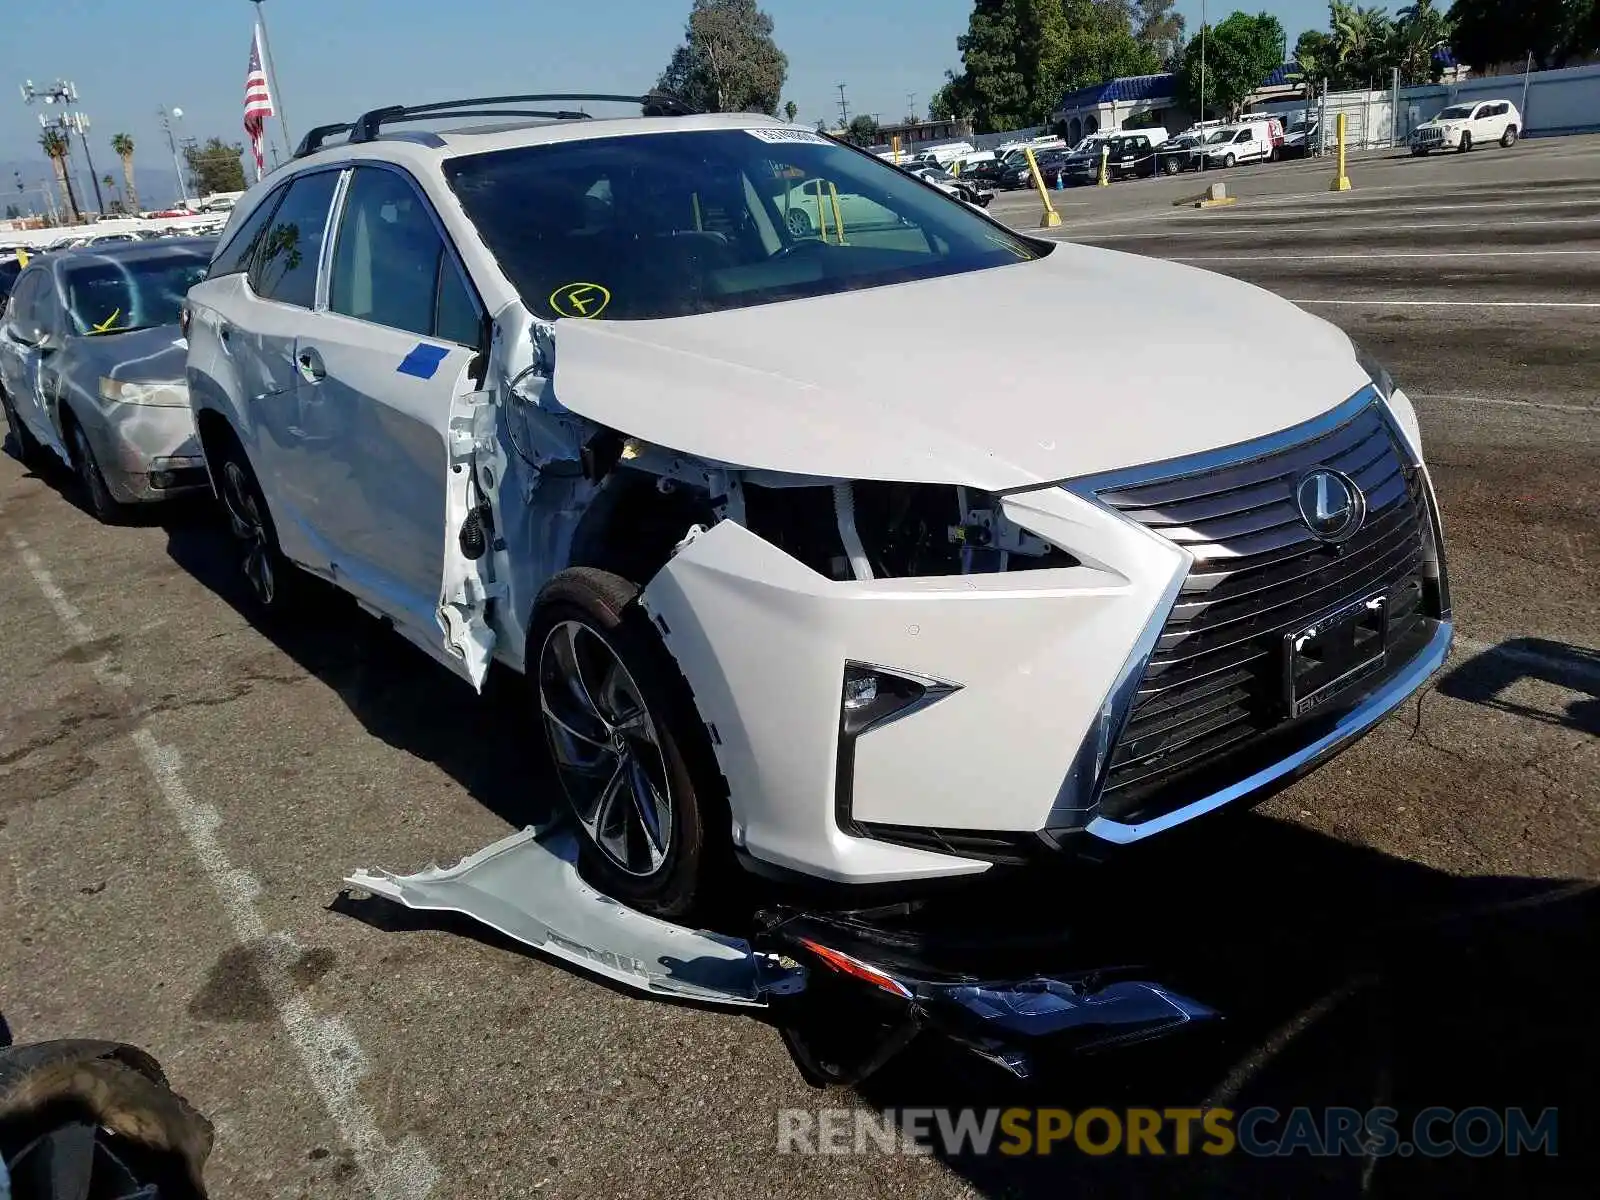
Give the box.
[244,24,275,179]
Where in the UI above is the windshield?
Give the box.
[1438,105,1474,120]
[445,129,1041,321]
[1205,130,1235,144]
[62,252,209,334]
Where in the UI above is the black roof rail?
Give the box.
[293,122,354,159]
[347,91,698,144]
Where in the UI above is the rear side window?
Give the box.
[250,170,339,308]
[329,166,480,342]
[3,271,44,337]
[209,187,285,279]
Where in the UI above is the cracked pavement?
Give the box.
[1,136,1596,1198]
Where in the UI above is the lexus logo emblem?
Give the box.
[1296,469,1366,543]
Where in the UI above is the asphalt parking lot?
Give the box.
[2,136,1596,1199]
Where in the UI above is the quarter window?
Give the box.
[249,169,339,308]
[3,271,44,338]
[329,166,481,344]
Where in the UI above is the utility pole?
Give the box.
[1198,0,1208,171]
[68,112,105,214]
[250,0,292,147]
[907,92,917,122]
[836,83,850,129]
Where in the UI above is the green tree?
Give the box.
[657,0,788,114]
[947,0,1159,132]
[1391,0,1453,83]
[1447,0,1598,71]
[845,114,881,145]
[1327,2,1397,87]
[1133,0,1187,64]
[783,99,799,122]
[183,137,247,194]
[1176,11,1288,119]
[111,133,139,213]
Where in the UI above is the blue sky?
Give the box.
[1,0,1328,203]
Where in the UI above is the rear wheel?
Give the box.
[1501,125,1518,148]
[1458,131,1473,153]
[530,568,729,918]
[67,421,125,524]
[0,387,44,467]
[214,439,298,615]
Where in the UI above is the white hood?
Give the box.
[549,242,1369,492]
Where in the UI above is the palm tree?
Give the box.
[1393,1,1452,85]
[111,133,139,213]
[39,129,80,223]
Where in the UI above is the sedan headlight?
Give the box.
[98,377,188,407]
[1354,343,1422,456]
[1353,344,1396,401]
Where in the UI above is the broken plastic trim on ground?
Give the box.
[344,824,1216,1084]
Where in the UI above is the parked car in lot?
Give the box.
[1194,122,1278,168]
[1152,133,1203,174]
[1000,148,1068,189]
[1103,131,1166,180]
[903,164,994,207]
[0,238,213,519]
[184,95,1453,917]
[1410,100,1520,154]
[1279,116,1320,159]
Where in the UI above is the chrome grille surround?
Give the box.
[1046,386,1453,839]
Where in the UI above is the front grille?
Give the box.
[1416,127,1444,142]
[1093,402,1435,822]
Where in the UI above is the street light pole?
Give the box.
[249,0,292,148]
[1198,0,1208,171]
[161,107,187,205]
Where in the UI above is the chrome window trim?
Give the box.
[1045,384,1446,833]
[1085,617,1452,844]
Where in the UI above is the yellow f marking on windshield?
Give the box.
[549,282,612,319]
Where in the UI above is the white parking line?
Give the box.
[1414,392,1595,414]
[1172,249,1600,263]
[1291,298,1600,308]
[10,533,439,1200]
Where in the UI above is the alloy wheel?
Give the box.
[538,619,674,878]
[221,460,276,606]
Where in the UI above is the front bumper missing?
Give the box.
[345,824,1215,1083]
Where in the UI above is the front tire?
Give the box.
[1223,153,1236,168]
[529,568,729,918]
[1501,126,1518,148]
[1458,131,1473,153]
[67,421,125,524]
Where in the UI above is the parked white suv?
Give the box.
[185,93,1453,916]
[1410,99,1521,154]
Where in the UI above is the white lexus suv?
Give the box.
[184,94,1453,916]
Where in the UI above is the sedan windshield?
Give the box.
[444,128,1041,321]
[1438,105,1474,119]
[62,252,209,334]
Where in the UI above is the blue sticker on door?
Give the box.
[397,344,450,379]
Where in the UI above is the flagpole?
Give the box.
[249,0,291,149]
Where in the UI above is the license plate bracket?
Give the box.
[1284,591,1390,719]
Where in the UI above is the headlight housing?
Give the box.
[98,377,188,407]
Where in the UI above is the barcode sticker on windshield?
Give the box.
[746,128,830,145]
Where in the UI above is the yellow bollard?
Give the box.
[892,135,901,164]
[1330,112,1352,191]
[1025,146,1062,228]
[1098,143,1110,187]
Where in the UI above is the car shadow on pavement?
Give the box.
[159,510,556,832]
[839,816,1596,1198]
[1434,637,1600,736]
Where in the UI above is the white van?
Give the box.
[910,142,977,167]
[1196,121,1279,168]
